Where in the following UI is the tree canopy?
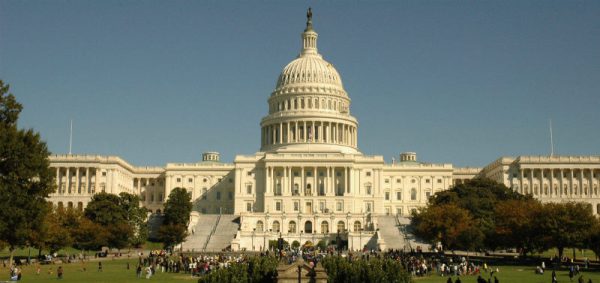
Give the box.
[413,177,599,260]
[83,192,147,250]
[0,80,55,265]
[159,187,192,249]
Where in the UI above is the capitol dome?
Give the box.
[260,9,359,154]
[275,55,344,91]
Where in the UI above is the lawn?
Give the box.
[1,258,195,283]
[4,258,600,283]
[414,265,600,283]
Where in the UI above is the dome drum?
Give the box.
[260,11,359,154]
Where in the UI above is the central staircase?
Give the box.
[181,214,239,252]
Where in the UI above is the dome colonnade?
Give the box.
[260,11,358,154]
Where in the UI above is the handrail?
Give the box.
[203,214,221,252]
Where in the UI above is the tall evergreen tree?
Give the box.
[159,187,192,249]
[0,80,55,266]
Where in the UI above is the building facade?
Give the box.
[47,12,599,251]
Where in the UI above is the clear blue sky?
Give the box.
[1,1,599,167]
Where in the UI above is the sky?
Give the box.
[1,1,599,167]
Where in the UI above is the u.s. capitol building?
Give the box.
[47,11,600,252]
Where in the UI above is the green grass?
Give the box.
[1,258,196,283]
[414,265,600,283]
[4,258,600,282]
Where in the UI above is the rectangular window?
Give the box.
[102,172,107,176]
[366,185,372,195]
[385,179,389,183]
[307,171,312,177]
[396,191,401,200]
[365,203,372,213]
[275,201,281,211]
[336,201,343,211]
[228,192,233,200]
[426,179,430,183]
[319,201,325,212]
[188,178,193,183]
[396,178,401,183]
[246,202,252,212]
[177,178,181,182]
[385,192,390,200]
[426,192,431,198]
[366,172,371,177]
[294,202,299,211]
[247,171,252,176]
[216,192,221,200]
[396,208,402,216]
[437,179,442,183]
[246,184,252,194]
[294,172,299,177]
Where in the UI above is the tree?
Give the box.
[412,204,483,251]
[157,224,188,251]
[84,192,126,225]
[428,178,529,249]
[162,187,192,226]
[72,217,108,251]
[494,199,547,256]
[159,187,192,249]
[31,206,74,255]
[84,192,136,250]
[539,202,597,262]
[118,192,148,248]
[0,80,55,266]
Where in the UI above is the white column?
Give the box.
[301,167,305,195]
[286,122,290,143]
[76,167,81,194]
[519,169,523,194]
[313,166,318,195]
[589,169,594,197]
[279,123,283,144]
[570,169,574,196]
[66,167,71,194]
[266,166,271,195]
[550,169,554,197]
[86,167,90,194]
[559,169,564,196]
[55,167,60,194]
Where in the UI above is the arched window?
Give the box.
[321,221,329,234]
[337,221,345,233]
[534,185,539,195]
[544,184,549,195]
[272,221,280,233]
[304,221,313,234]
[574,185,578,195]
[584,185,588,195]
[305,183,312,196]
[293,184,299,196]
[554,184,558,195]
[594,185,598,195]
[256,221,264,232]
[410,188,417,200]
[597,204,600,214]
[354,221,361,232]
[563,184,568,195]
[77,202,83,211]
[289,221,296,233]
[68,201,73,209]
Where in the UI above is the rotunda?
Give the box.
[260,10,359,154]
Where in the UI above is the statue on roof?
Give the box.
[305,7,313,31]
